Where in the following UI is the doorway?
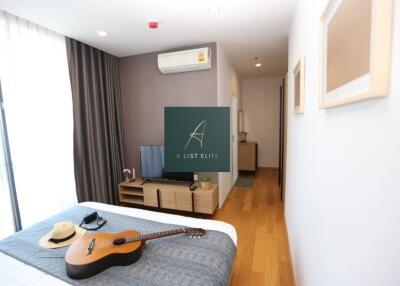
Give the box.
[278,75,288,205]
[231,95,238,184]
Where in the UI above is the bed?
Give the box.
[0,202,237,286]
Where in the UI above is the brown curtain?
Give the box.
[66,38,125,204]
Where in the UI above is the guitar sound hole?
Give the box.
[113,238,126,245]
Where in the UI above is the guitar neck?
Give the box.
[125,228,186,243]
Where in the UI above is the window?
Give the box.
[0,82,17,239]
[0,12,77,229]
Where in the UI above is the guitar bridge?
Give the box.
[86,238,96,255]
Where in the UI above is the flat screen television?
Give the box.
[140,145,194,183]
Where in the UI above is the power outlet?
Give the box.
[194,174,199,181]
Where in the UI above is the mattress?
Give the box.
[0,202,237,286]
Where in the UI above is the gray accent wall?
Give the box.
[119,43,218,177]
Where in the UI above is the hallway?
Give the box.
[214,168,295,286]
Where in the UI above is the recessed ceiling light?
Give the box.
[208,5,221,13]
[255,63,262,67]
[97,30,107,37]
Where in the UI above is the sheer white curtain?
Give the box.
[0,11,77,228]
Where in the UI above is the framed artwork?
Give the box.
[320,0,393,108]
[293,57,305,113]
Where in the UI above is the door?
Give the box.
[279,85,284,186]
[231,95,238,183]
[282,74,288,205]
[278,77,287,203]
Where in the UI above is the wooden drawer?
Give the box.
[175,189,193,212]
[159,189,176,209]
[143,187,158,207]
[194,185,218,214]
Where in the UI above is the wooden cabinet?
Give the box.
[159,189,176,209]
[194,185,219,214]
[118,178,218,214]
[175,189,192,212]
[239,142,257,171]
[143,186,158,207]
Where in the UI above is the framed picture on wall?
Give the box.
[320,0,393,109]
[293,56,305,113]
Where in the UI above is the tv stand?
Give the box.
[118,178,218,214]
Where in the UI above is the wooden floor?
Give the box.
[213,168,295,286]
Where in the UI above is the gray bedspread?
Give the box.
[0,205,235,286]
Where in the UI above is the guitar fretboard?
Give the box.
[125,228,186,243]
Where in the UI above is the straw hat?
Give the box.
[39,221,86,249]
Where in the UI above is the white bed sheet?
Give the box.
[0,202,237,286]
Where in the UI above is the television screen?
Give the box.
[140,145,164,179]
[140,145,194,183]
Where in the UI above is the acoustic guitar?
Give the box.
[65,227,205,279]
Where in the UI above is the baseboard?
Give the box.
[256,166,279,170]
[283,213,297,286]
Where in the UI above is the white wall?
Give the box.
[242,77,281,168]
[217,43,240,207]
[285,1,400,286]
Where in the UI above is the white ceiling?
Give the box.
[0,0,296,78]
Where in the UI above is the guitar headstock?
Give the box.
[184,228,206,238]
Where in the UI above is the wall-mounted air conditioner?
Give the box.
[158,47,211,74]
